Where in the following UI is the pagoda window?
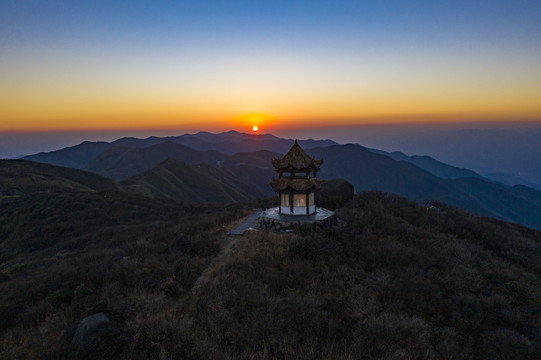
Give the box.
[293,194,306,207]
[281,193,290,206]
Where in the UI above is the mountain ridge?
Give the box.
[22,131,337,170]
[368,148,481,179]
[18,131,541,229]
[308,144,541,229]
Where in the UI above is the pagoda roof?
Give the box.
[272,140,323,170]
[270,178,325,191]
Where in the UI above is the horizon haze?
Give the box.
[4,121,541,188]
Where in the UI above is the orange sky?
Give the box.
[2,48,540,132]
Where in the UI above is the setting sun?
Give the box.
[252,126,259,132]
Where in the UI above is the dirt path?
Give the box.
[227,209,261,235]
[193,210,261,289]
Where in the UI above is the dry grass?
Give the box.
[1,191,540,359]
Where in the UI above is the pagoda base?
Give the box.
[256,207,335,232]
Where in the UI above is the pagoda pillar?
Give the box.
[289,192,293,214]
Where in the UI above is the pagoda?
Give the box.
[270,140,325,215]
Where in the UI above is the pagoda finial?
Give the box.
[295,139,298,145]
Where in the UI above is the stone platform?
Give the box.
[257,207,335,232]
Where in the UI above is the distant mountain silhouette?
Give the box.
[21,141,111,169]
[22,130,337,170]
[368,148,481,179]
[485,172,541,191]
[308,144,541,229]
[19,131,541,229]
[366,126,541,186]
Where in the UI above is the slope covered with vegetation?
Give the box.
[0,160,254,359]
[20,131,541,229]
[0,159,120,195]
[85,142,228,181]
[1,159,540,359]
[310,144,541,229]
[122,159,274,203]
[183,193,541,359]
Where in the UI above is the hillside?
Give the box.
[21,141,112,169]
[0,160,254,357]
[309,144,541,229]
[0,162,540,359]
[122,159,275,203]
[85,142,227,181]
[0,159,120,195]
